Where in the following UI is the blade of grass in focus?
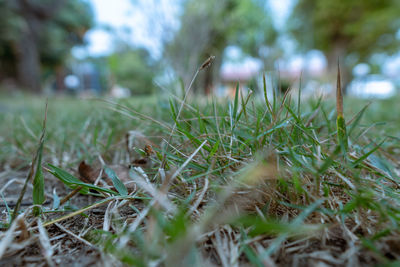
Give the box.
[336,62,348,153]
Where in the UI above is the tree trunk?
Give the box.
[12,0,66,93]
[14,29,41,93]
[13,1,44,93]
[202,66,213,95]
[55,65,66,92]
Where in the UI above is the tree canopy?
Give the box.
[108,46,159,95]
[289,0,400,85]
[165,0,277,94]
[0,0,93,92]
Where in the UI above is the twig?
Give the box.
[59,186,83,206]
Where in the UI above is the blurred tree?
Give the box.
[108,46,158,95]
[165,0,277,94]
[0,0,92,92]
[289,0,400,89]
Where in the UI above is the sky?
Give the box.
[73,0,180,58]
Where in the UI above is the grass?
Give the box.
[0,82,399,266]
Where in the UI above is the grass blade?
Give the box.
[104,166,128,196]
[207,140,220,161]
[47,164,118,195]
[263,73,273,114]
[32,142,45,216]
[336,62,348,152]
[351,140,386,167]
[233,83,240,123]
[297,72,302,117]
[347,102,371,137]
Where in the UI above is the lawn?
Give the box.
[0,87,399,266]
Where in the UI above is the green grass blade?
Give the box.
[169,98,178,122]
[47,164,118,195]
[336,63,348,152]
[337,116,348,151]
[347,102,371,138]
[104,166,128,196]
[351,140,386,167]
[177,125,212,152]
[263,73,273,114]
[206,140,219,160]
[52,189,60,210]
[256,119,289,139]
[297,72,302,117]
[367,154,395,179]
[33,142,45,216]
[233,83,240,123]
[260,199,324,257]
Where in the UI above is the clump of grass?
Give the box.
[12,100,48,221]
[0,71,399,265]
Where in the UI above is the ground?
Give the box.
[0,93,399,266]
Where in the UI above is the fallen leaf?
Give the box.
[78,161,99,184]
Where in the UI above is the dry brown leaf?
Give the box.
[78,161,99,184]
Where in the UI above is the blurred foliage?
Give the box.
[165,0,277,94]
[289,0,400,85]
[39,1,93,67]
[0,0,93,92]
[108,47,158,95]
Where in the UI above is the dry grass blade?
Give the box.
[0,212,27,258]
[55,223,97,249]
[37,219,55,267]
[330,169,355,190]
[187,177,209,216]
[103,200,117,232]
[130,168,176,213]
[211,226,240,267]
[42,197,117,228]
[117,199,156,250]
[104,99,172,131]
[336,62,344,118]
